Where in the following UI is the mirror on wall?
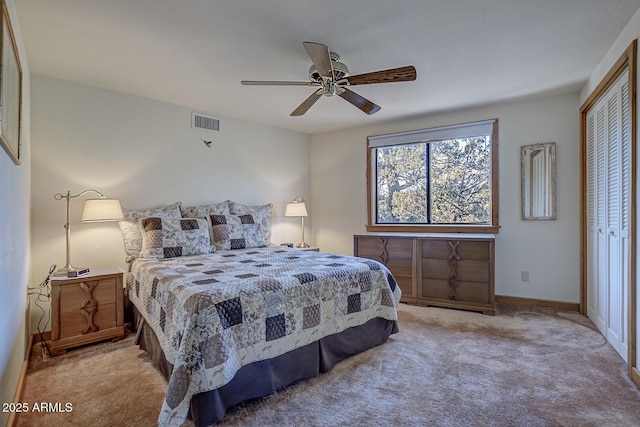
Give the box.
[521,142,556,220]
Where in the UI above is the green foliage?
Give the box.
[376,143,427,223]
[430,137,490,223]
[375,137,490,224]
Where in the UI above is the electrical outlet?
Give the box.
[521,271,529,282]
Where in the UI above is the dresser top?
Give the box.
[354,233,495,240]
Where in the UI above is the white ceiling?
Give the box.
[15,0,640,134]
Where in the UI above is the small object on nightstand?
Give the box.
[49,268,125,356]
[67,267,90,278]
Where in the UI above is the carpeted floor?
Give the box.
[14,303,640,426]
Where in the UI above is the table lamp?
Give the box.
[53,189,124,277]
[284,196,309,248]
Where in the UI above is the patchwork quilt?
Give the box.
[127,247,402,427]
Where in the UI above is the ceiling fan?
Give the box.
[241,41,417,116]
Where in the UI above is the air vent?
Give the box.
[192,112,220,132]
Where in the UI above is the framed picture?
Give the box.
[0,1,22,165]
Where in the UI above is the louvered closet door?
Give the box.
[618,74,631,361]
[586,69,630,362]
[606,85,623,358]
[586,106,605,333]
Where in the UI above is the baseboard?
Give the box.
[495,295,580,312]
[631,366,640,388]
[32,330,51,344]
[8,332,52,426]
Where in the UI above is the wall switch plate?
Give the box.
[521,271,529,282]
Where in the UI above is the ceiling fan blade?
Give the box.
[291,91,323,116]
[241,80,316,86]
[303,42,333,77]
[342,66,417,86]
[338,87,381,115]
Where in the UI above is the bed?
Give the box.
[120,201,401,426]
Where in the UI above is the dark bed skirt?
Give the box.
[133,307,398,426]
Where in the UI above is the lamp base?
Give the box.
[295,242,309,248]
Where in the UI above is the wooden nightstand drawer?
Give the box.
[50,269,125,355]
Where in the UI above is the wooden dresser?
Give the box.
[50,268,125,355]
[354,234,495,315]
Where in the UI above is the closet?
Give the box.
[585,69,631,362]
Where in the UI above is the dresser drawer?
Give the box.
[421,259,489,282]
[421,278,491,304]
[421,239,491,261]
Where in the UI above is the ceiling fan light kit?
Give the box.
[241,41,416,116]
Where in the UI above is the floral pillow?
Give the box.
[118,202,182,258]
[228,201,273,244]
[208,214,267,251]
[180,201,230,218]
[139,217,211,259]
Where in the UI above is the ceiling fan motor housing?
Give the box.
[308,52,350,82]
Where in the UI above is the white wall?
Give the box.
[0,1,31,425]
[579,8,640,377]
[30,75,310,331]
[310,93,581,303]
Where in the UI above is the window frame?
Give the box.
[366,119,500,234]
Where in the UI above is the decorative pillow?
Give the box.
[181,201,230,218]
[208,214,267,251]
[228,201,273,244]
[118,202,182,257]
[139,217,211,259]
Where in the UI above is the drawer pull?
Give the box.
[447,241,461,300]
[379,238,390,265]
[79,281,100,334]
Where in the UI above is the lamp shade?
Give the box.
[81,198,124,222]
[284,201,308,217]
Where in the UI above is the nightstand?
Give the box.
[49,268,125,356]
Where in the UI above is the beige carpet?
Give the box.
[15,304,640,426]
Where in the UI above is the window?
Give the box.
[366,119,499,233]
